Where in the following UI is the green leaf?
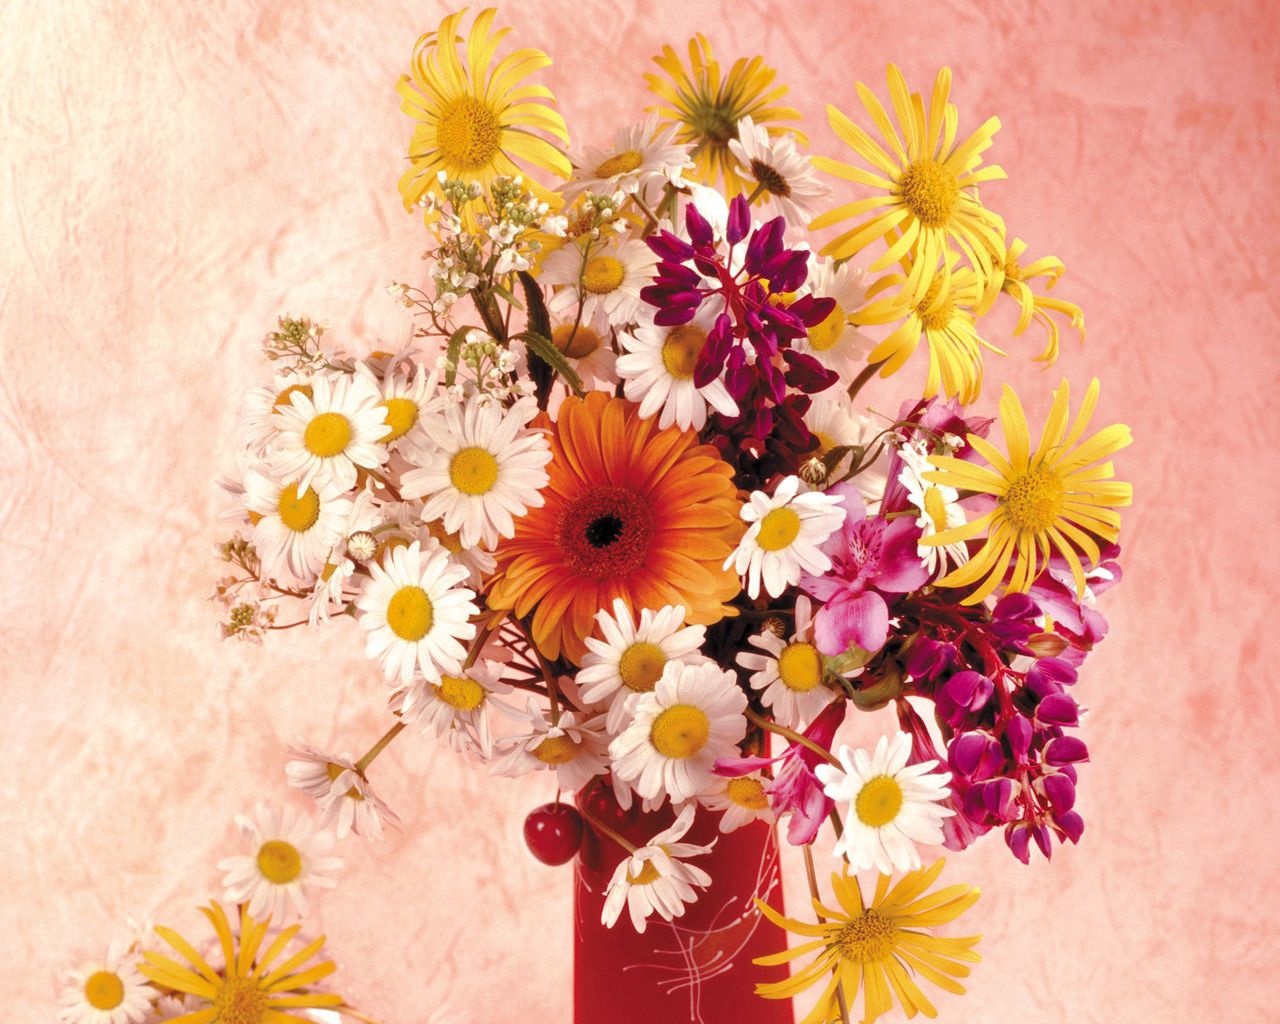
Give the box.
[515,329,585,397]
[442,325,472,387]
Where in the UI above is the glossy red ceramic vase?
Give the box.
[573,785,794,1024]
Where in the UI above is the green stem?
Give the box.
[354,721,405,773]
[745,708,840,767]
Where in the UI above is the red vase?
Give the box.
[573,786,794,1024]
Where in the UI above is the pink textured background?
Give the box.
[3,1,1277,1020]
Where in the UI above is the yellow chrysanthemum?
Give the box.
[754,859,981,1024]
[810,65,1006,306]
[856,251,1005,403]
[988,238,1086,364]
[140,902,345,1024]
[924,378,1132,604]
[397,7,571,216]
[645,35,804,195]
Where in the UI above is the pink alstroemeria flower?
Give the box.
[800,484,929,656]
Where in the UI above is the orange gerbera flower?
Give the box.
[488,393,743,665]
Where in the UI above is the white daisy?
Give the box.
[541,236,658,329]
[355,540,478,684]
[307,485,382,625]
[728,115,831,226]
[578,599,707,733]
[600,804,713,933]
[793,256,873,383]
[217,804,342,923]
[548,309,618,389]
[610,659,747,803]
[237,373,314,454]
[805,392,880,485]
[244,466,353,584]
[492,702,610,791]
[285,740,401,840]
[561,113,692,202]
[726,475,847,599]
[815,732,954,874]
[59,940,151,1024]
[369,359,438,450]
[699,772,776,834]
[400,395,551,550]
[616,302,738,431]
[420,518,498,587]
[897,440,970,577]
[391,657,512,759]
[139,995,187,1024]
[736,596,840,729]
[269,369,388,492]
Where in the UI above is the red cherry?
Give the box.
[523,802,584,865]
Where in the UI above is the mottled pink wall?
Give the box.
[3,0,1277,1020]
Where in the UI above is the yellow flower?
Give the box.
[645,35,804,195]
[990,237,1085,364]
[924,378,1132,603]
[140,902,345,1024]
[397,7,570,215]
[856,252,1005,403]
[754,859,981,1024]
[810,65,1006,307]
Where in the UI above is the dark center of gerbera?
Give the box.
[558,486,654,580]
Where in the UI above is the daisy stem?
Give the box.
[744,708,840,767]
[579,799,638,854]
[536,648,563,725]
[745,181,768,205]
[464,613,503,670]
[846,359,886,402]
[355,721,406,773]
[630,192,660,230]
[802,844,853,1024]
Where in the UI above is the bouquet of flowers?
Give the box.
[60,8,1132,1024]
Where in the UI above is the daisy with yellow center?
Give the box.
[803,393,883,495]
[737,596,840,730]
[140,902,345,1024]
[401,394,551,550]
[754,859,981,1024]
[217,804,342,924]
[989,236,1086,364]
[815,732,953,874]
[601,804,714,933]
[560,112,693,203]
[897,440,970,578]
[609,659,747,803]
[790,256,873,385]
[307,486,381,626]
[577,598,708,734]
[540,236,659,329]
[810,64,1006,306]
[243,467,354,584]
[616,303,738,431]
[699,772,776,834]
[727,475,847,600]
[855,252,1004,403]
[396,7,570,219]
[59,941,151,1024]
[269,370,389,494]
[390,657,511,759]
[354,539,478,684]
[285,740,401,840]
[645,34,804,195]
[922,378,1132,604]
[549,309,618,389]
[236,373,314,454]
[370,360,437,450]
[728,115,831,226]
[493,702,610,790]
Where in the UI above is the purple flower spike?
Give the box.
[1032,824,1054,858]
[726,194,751,244]
[1005,824,1032,864]
[1057,810,1085,844]
[1005,715,1033,761]
[1044,735,1090,766]
[1036,693,1080,727]
[1042,772,1077,812]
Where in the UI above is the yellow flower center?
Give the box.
[726,776,769,810]
[923,486,950,533]
[272,382,313,411]
[380,397,418,442]
[303,411,351,457]
[813,431,836,456]
[777,642,822,692]
[650,704,711,759]
[854,775,904,828]
[437,674,485,711]
[660,325,707,380]
[212,976,269,1024]
[386,585,434,641]
[1002,250,1024,284]
[1002,466,1066,533]
[594,149,644,178]
[277,483,320,533]
[837,909,898,963]
[83,971,125,1010]
[449,446,499,495]
[256,839,302,884]
[552,323,604,359]
[899,158,960,228]
[618,641,666,693]
[627,860,662,885]
[583,255,626,294]
[534,734,582,765]
[915,279,956,332]
[756,507,801,551]
[375,535,410,566]
[436,95,502,171]
[806,302,846,352]
[749,158,791,197]
[426,520,465,554]
[324,762,364,801]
